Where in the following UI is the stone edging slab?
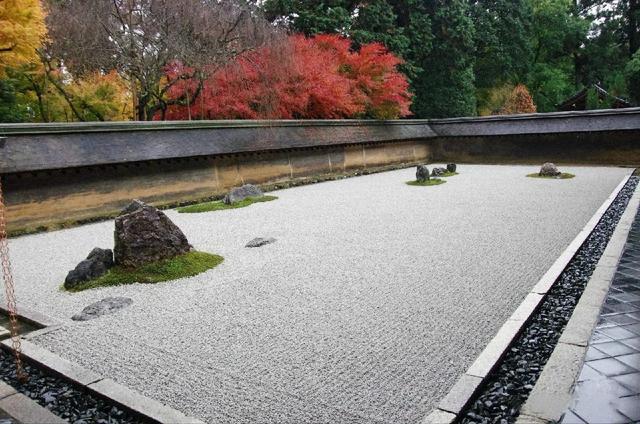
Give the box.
[0,338,205,423]
[421,174,633,424]
[517,180,640,424]
[0,379,66,424]
[0,304,61,329]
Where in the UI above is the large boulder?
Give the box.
[114,201,192,268]
[72,297,133,321]
[223,184,264,205]
[431,167,447,177]
[447,163,457,173]
[416,165,430,182]
[539,162,561,177]
[64,248,114,289]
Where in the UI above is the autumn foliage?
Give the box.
[499,84,537,115]
[0,0,46,77]
[159,34,412,120]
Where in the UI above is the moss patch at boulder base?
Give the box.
[64,251,224,292]
[527,173,575,179]
[406,179,446,187]
[177,195,278,213]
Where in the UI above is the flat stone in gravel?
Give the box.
[245,238,276,248]
[3,165,631,424]
[72,297,133,321]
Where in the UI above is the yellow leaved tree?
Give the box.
[0,0,46,76]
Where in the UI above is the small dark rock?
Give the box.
[447,163,457,173]
[431,167,447,177]
[64,248,114,289]
[245,237,276,248]
[72,297,133,321]
[114,202,191,268]
[416,165,430,182]
[539,162,561,177]
[223,184,264,204]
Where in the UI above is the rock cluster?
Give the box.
[72,297,133,321]
[64,200,194,288]
[114,200,192,268]
[223,184,264,204]
[415,165,430,182]
[539,162,561,177]
[64,248,114,289]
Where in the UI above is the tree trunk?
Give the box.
[630,0,639,57]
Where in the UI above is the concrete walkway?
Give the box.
[3,165,632,424]
[562,205,640,424]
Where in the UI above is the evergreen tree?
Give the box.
[471,0,534,114]
[410,0,476,118]
[262,1,356,35]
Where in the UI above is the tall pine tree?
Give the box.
[410,0,476,118]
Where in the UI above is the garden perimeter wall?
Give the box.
[1,108,639,234]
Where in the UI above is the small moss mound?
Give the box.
[64,251,224,292]
[526,173,575,179]
[439,171,459,177]
[177,195,278,213]
[406,179,446,186]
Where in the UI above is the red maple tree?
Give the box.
[159,34,412,120]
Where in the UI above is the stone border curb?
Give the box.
[421,174,632,424]
[0,325,9,340]
[0,304,61,329]
[517,179,640,424]
[0,339,205,424]
[0,380,66,424]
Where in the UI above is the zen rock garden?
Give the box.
[4,164,634,424]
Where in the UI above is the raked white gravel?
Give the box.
[3,164,631,424]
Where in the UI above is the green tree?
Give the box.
[0,78,30,122]
[626,50,640,104]
[471,0,533,89]
[526,0,588,111]
[262,0,356,35]
[410,0,476,118]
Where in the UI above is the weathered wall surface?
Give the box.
[3,140,429,234]
[1,108,639,235]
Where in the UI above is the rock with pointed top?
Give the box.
[114,202,191,268]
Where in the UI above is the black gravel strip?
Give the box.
[461,176,639,424]
[0,347,145,424]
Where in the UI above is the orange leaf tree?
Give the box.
[160,34,412,120]
[499,84,537,115]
